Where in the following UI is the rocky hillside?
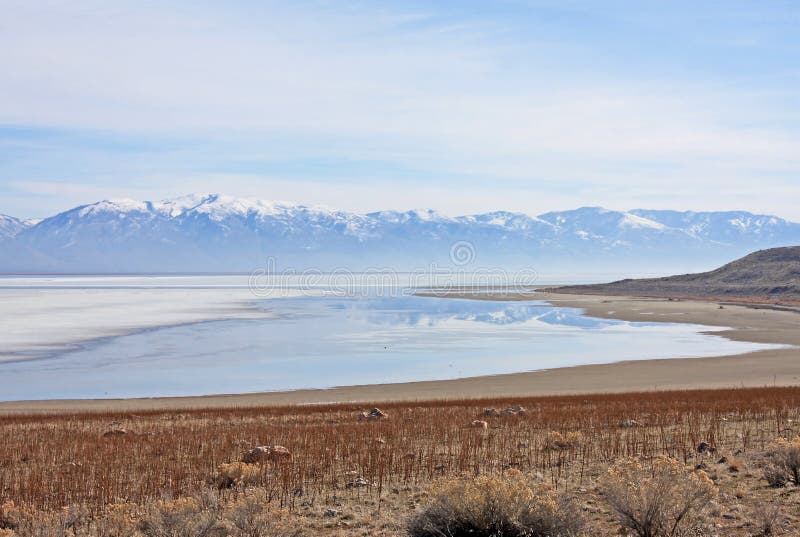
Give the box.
[554,246,800,303]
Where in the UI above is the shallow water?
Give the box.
[0,293,782,401]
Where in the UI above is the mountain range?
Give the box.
[1,194,799,275]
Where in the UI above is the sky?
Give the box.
[1,0,799,220]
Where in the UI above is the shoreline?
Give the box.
[1,292,798,413]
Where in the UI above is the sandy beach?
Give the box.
[1,291,798,413]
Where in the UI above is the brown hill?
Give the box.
[554,246,800,304]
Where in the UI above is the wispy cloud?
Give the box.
[0,1,799,219]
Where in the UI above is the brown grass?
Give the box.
[2,386,800,517]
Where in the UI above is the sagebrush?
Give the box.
[407,469,584,537]
[601,456,717,537]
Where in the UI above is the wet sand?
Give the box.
[2,292,798,413]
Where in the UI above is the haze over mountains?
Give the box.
[1,194,799,275]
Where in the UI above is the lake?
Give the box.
[0,278,783,401]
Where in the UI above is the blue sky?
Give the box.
[1,0,799,219]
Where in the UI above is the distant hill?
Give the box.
[2,195,800,273]
[553,246,800,303]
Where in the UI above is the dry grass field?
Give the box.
[3,387,800,536]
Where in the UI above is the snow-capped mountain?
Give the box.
[629,209,800,245]
[2,195,799,274]
[0,214,29,241]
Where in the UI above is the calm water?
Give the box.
[0,294,781,400]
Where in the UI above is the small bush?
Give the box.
[407,469,584,537]
[0,501,92,537]
[753,503,783,536]
[223,494,293,537]
[600,456,717,537]
[763,464,789,487]
[139,494,222,537]
[543,431,584,451]
[95,503,139,537]
[0,501,20,531]
[214,462,261,489]
[727,458,743,473]
[763,437,800,487]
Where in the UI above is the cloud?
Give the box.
[0,1,799,218]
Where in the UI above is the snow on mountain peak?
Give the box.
[4,196,800,274]
[152,193,220,217]
[150,193,352,222]
[460,211,555,231]
[77,199,151,217]
[618,212,666,231]
[185,195,284,220]
[411,209,451,221]
[367,208,451,224]
[0,214,29,238]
